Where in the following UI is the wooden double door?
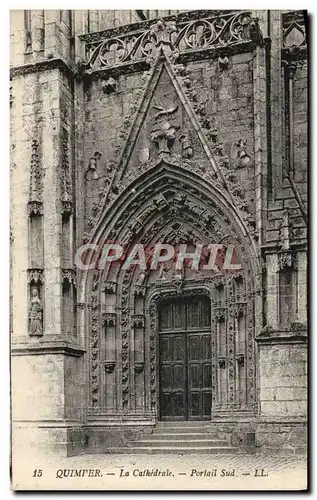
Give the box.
[158,295,212,421]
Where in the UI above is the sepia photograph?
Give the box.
[9,7,308,491]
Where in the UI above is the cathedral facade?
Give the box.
[10,10,308,456]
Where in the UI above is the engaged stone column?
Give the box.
[41,71,62,336]
[266,254,279,328]
[296,251,307,324]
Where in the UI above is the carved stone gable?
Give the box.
[119,64,216,184]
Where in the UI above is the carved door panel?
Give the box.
[187,333,212,420]
[159,334,186,420]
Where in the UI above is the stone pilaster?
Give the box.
[269,11,284,201]
[296,251,307,323]
[265,253,279,328]
[253,43,267,246]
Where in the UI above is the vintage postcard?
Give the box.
[10,8,308,491]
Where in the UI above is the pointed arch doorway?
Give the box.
[158,294,212,421]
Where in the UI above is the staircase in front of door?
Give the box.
[106,421,237,454]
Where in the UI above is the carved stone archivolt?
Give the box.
[80,68,260,416]
[90,270,101,407]
[83,191,257,413]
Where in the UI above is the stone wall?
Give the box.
[258,344,307,417]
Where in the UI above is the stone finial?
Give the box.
[149,19,177,55]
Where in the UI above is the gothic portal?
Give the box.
[10,9,307,456]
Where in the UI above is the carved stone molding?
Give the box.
[231,302,246,318]
[215,306,227,322]
[90,270,101,408]
[218,357,226,368]
[235,353,245,366]
[61,200,73,216]
[131,314,145,328]
[212,275,226,289]
[121,267,134,410]
[10,58,74,87]
[61,269,77,286]
[134,284,146,296]
[257,325,307,345]
[278,250,294,270]
[61,127,72,205]
[29,139,42,205]
[134,362,144,374]
[76,302,86,310]
[104,361,115,373]
[12,341,85,357]
[27,200,43,216]
[27,268,44,284]
[102,281,117,294]
[102,312,116,327]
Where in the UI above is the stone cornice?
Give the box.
[256,325,307,345]
[261,241,307,254]
[11,338,86,357]
[10,58,75,87]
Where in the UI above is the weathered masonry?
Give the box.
[10,10,307,456]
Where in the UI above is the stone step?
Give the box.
[157,421,210,427]
[133,439,228,447]
[153,426,210,434]
[105,446,237,454]
[147,432,225,441]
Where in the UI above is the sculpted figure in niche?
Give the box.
[29,287,43,336]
